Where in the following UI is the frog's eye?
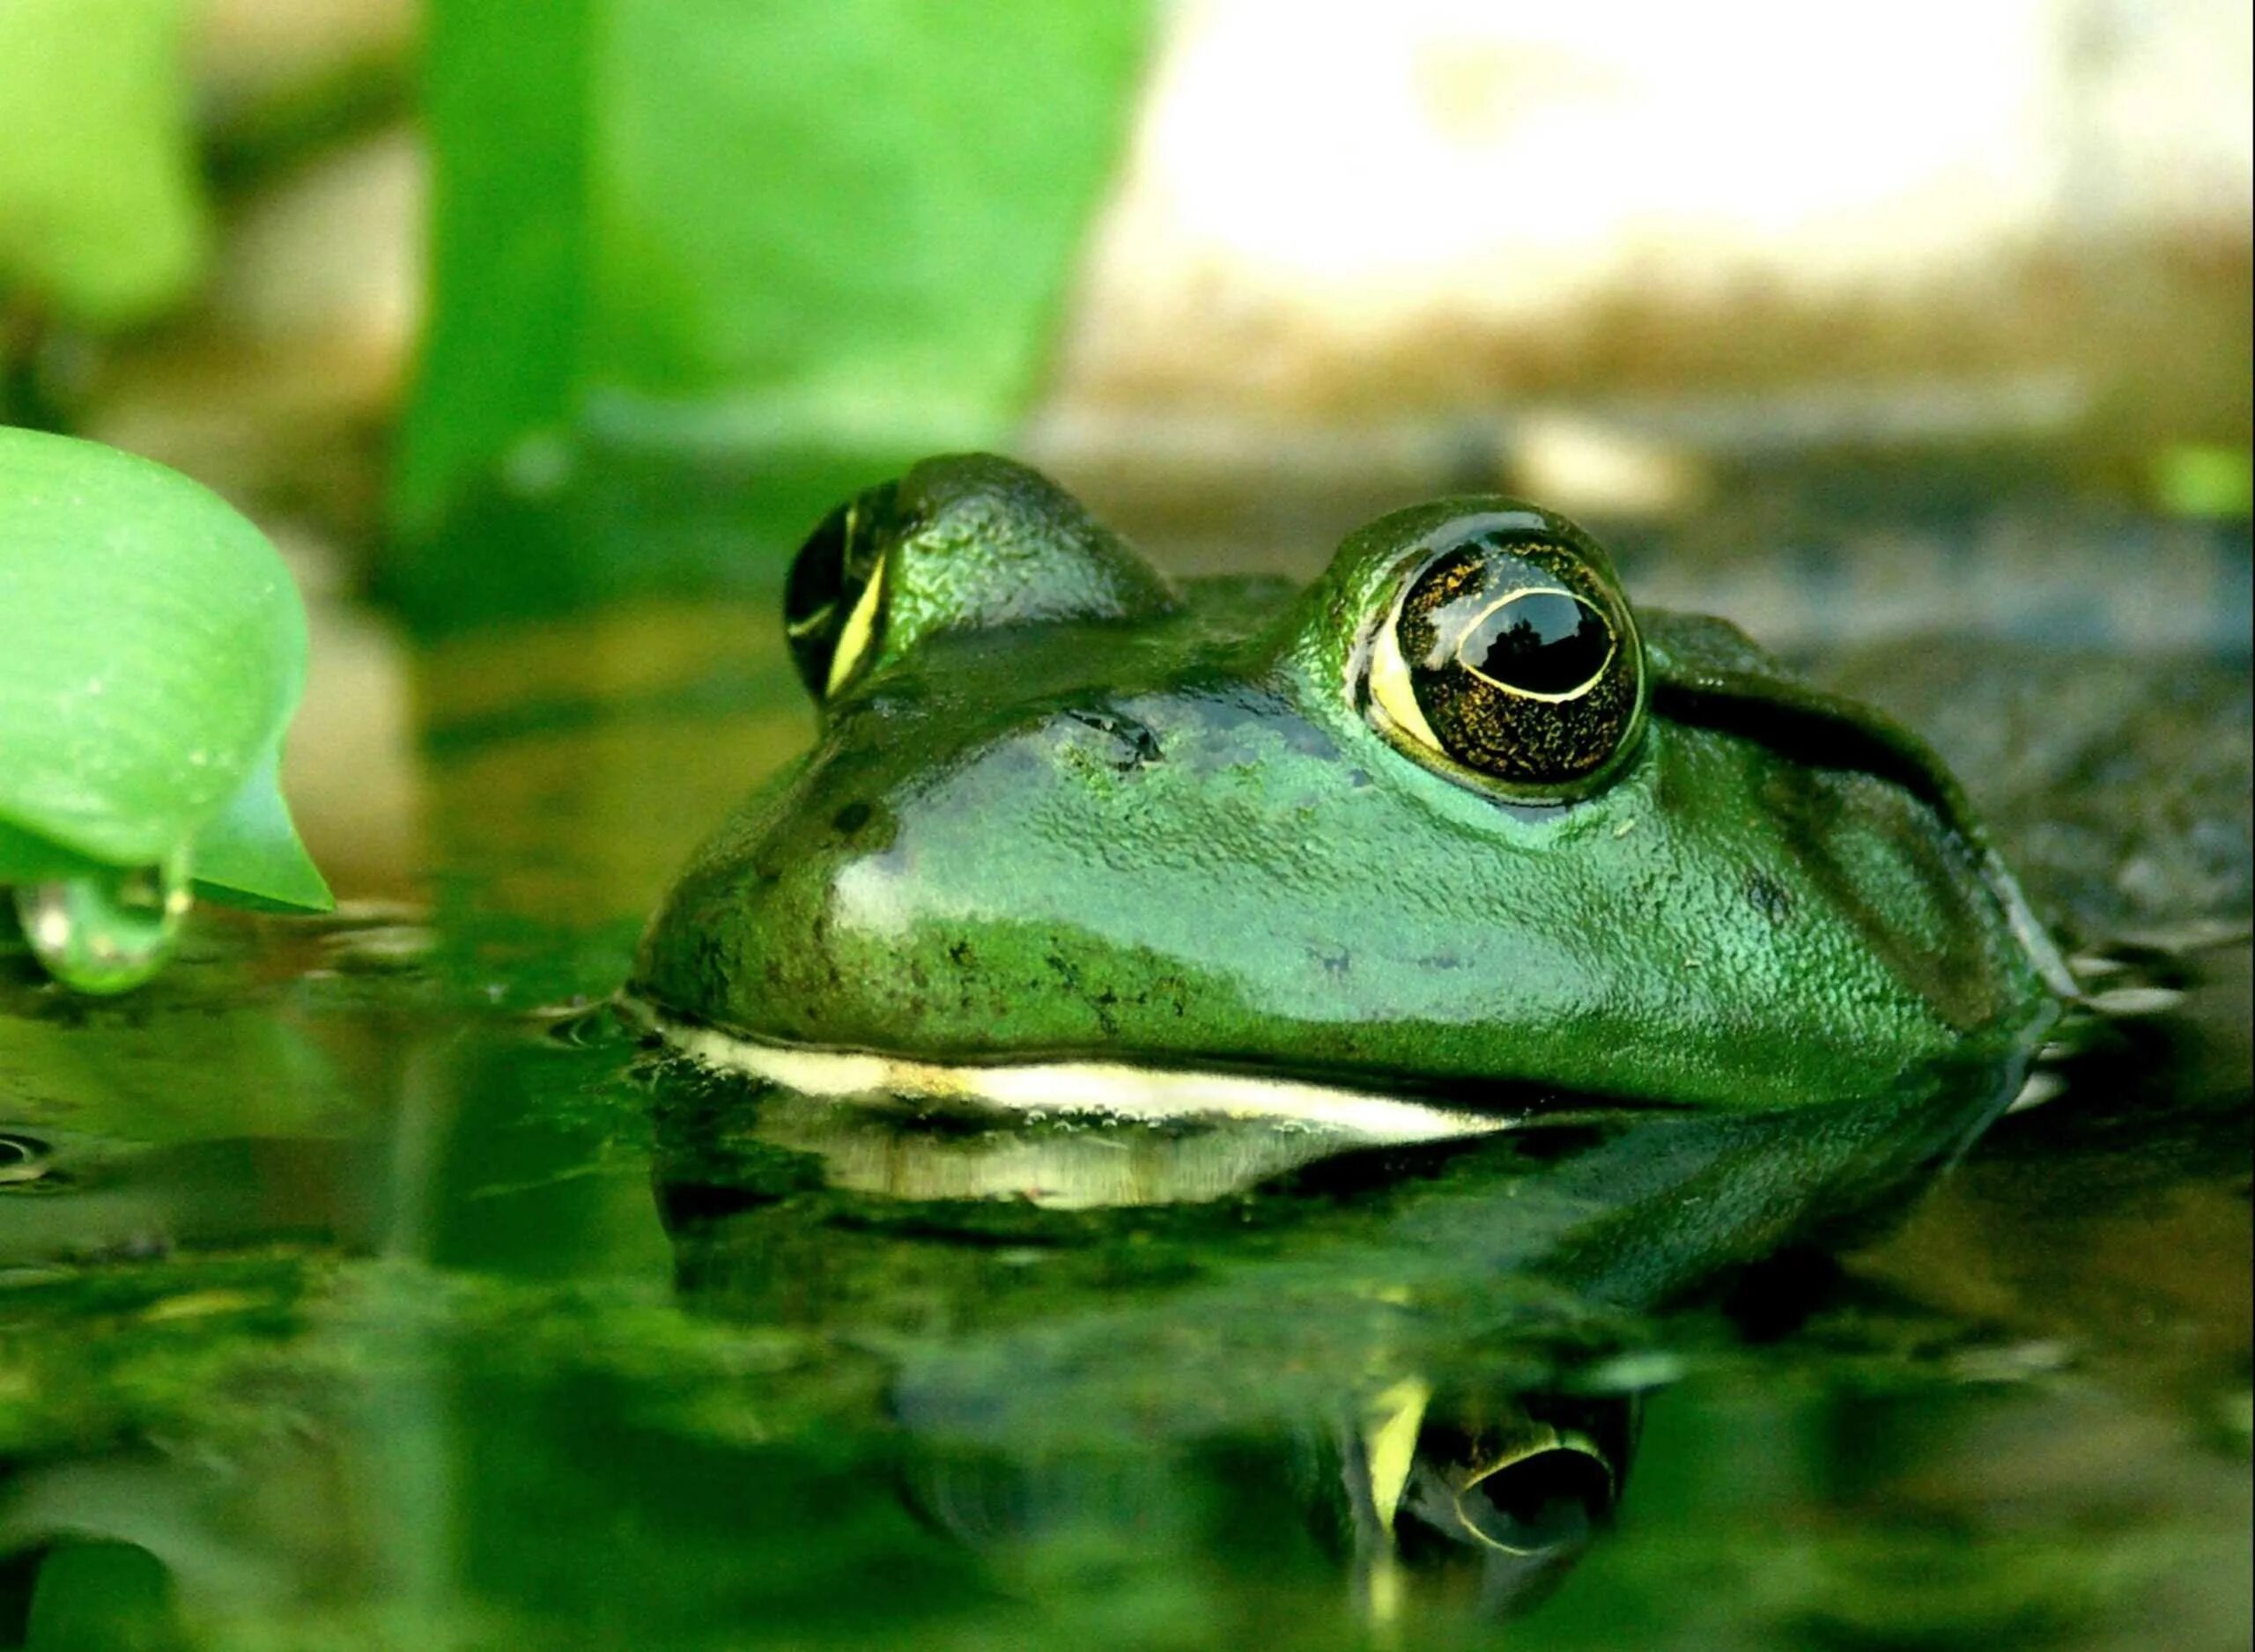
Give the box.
[782,457,1178,706]
[785,480,901,699]
[1364,522,1645,794]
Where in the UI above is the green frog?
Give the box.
[632,455,2071,1132]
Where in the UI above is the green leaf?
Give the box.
[0,426,330,912]
[0,0,206,325]
[190,749,333,914]
[390,0,1150,626]
[3,757,330,918]
[393,0,597,536]
[0,815,100,885]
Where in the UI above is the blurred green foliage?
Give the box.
[391,0,1150,629]
[22,1541,184,1652]
[0,0,205,327]
[2153,442,2255,520]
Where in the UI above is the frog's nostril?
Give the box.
[1062,707,1163,772]
[785,480,901,699]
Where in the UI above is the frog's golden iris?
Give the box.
[1365,521,1645,794]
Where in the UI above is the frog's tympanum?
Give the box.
[633,455,2069,1129]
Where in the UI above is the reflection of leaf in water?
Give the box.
[0,980,339,1149]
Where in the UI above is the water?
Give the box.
[0,595,2244,1651]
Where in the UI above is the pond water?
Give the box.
[0,505,2247,1650]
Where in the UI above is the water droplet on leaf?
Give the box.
[13,852,192,992]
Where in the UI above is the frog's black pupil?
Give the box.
[786,503,852,626]
[784,479,898,697]
[1463,591,1610,696]
[1460,1449,1611,1550]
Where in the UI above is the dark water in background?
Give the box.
[0,495,2246,1650]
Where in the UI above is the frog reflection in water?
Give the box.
[634,455,2071,1132]
[899,1377,1639,1624]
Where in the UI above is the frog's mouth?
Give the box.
[627,1001,1542,1147]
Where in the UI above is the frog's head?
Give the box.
[634,455,2065,1124]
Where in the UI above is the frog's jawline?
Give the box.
[637,1007,1565,1147]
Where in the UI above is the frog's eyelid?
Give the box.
[824,549,888,697]
[1367,616,1445,751]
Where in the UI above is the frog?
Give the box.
[631,454,2073,1133]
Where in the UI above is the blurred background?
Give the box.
[0,0,2248,902]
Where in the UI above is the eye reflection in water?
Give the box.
[1331,1381,1638,1621]
[888,1375,1643,1629]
